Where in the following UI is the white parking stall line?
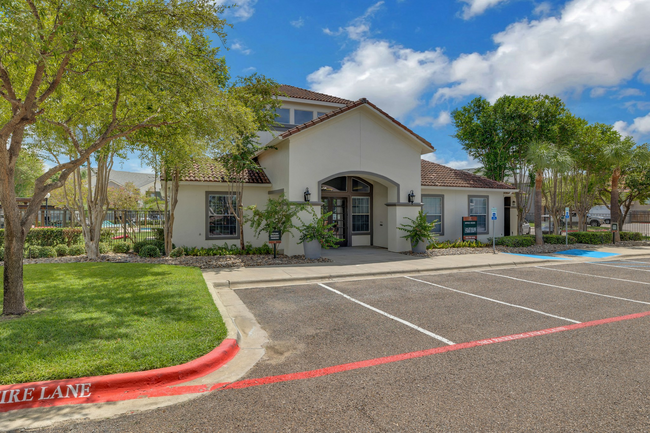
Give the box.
[404,276,580,324]
[588,262,650,272]
[317,283,456,345]
[479,271,650,305]
[536,266,650,286]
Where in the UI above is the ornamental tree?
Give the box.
[1,0,231,315]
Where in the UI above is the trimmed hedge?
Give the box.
[139,245,161,258]
[181,243,273,256]
[0,227,113,247]
[39,246,57,258]
[491,235,535,247]
[571,231,611,244]
[68,244,86,256]
[621,231,643,241]
[543,234,576,244]
[54,244,69,257]
[134,240,166,255]
[112,242,131,253]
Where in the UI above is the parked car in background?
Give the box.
[560,212,606,227]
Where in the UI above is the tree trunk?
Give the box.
[611,168,621,243]
[2,220,27,315]
[163,167,179,256]
[534,169,544,245]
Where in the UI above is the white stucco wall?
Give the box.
[421,187,508,242]
[172,182,271,249]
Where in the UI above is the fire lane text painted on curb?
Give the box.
[0,384,92,405]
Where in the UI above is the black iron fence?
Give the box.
[0,208,167,247]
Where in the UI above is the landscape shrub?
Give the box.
[39,246,57,258]
[139,245,161,258]
[571,231,611,244]
[98,243,110,254]
[155,228,165,241]
[54,245,69,257]
[62,228,83,246]
[0,247,4,261]
[68,244,86,256]
[100,228,113,243]
[169,247,185,258]
[181,243,273,256]
[620,231,643,241]
[428,239,487,249]
[112,242,131,254]
[490,235,535,247]
[133,239,166,255]
[543,234,576,244]
[24,246,42,258]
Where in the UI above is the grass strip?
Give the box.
[0,263,226,385]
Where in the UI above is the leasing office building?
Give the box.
[172,85,516,255]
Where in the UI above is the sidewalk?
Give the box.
[203,245,650,289]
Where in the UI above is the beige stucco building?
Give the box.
[173,85,516,255]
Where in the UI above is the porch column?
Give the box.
[386,203,422,252]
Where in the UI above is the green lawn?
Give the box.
[0,263,226,385]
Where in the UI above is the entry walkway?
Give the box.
[202,245,650,289]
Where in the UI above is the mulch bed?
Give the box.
[10,253,332,269]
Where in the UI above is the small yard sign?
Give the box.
[491,207,498,221]
[268,230,282,243]
[462,217,477,241]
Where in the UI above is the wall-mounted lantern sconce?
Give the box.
[304,188,311,203]
[408,190,415,204]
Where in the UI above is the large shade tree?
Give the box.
[1,0,232,315]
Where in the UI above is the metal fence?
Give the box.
[1,208,167,247]
[623,211,650,237]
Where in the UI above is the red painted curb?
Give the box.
[0,338,239,412]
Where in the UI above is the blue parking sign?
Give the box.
[491,207,497,221]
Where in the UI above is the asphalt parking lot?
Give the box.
[41,259,650,432]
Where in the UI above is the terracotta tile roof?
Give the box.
[279,98,434,150]
[180,160,271,184]
[278,84,353,105]
[421,160,515,190]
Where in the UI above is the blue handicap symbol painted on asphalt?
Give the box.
[554,249,620,258]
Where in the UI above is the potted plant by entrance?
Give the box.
[297,207,340,259]
[398,210,438,253]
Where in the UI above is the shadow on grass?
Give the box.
[0,263,226,384]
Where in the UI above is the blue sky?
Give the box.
[118,0,650,172]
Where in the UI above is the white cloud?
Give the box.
[323,1,384,41]
[460,0,509,19]
[435,0,650,103]
[290,17,304,28]
[422,153,479,170]
[411,111,452,128]
[614,112,650,138]
[308,41,449,118]
[590,87,608,98]
[616,88,645,99]
[213,0,257,21]
[533,2,552,16]
[231,40,252,55]
[243,66,257,73]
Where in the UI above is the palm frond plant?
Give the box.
[398,210,438,252]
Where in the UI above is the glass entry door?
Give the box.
[323,197,347,246]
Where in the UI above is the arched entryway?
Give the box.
[321,176,372,247]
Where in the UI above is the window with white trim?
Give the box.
[469,196,488,234]
[207,194,237,238]
[352,197,370,233]
[423,195,443,235]
[294,109,314,125]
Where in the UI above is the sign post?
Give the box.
[611,222,618,245]
[565,207,570,245]
[462,217,477,241]
[268,230,282,259]
[491,207,498,254]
